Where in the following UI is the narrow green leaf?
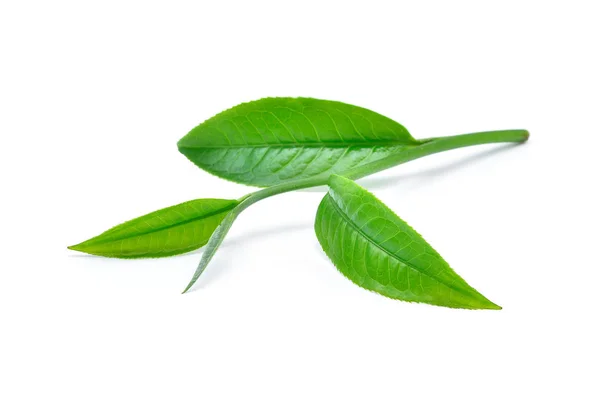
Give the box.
[68,198,238,258]
[182,211,237,293]
[314,175,501,310]
[178,97,420,187]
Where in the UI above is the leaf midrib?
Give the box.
[179,142,419,150]
[325,195,472,297]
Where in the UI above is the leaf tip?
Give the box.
[470,292,502,310]
[67,243,84,252]
[181,285,192,295]
[67,241,100,257]
[181,279,197,294]
[480,300,502,310]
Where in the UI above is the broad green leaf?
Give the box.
[68,198,238,258]
[178,97,420,187]
[182,211,237,293]
[314,175,501,310]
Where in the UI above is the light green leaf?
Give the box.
[178,97,420,187]
[68,198,238,258]
[314,175,501,310]
[181,211,237,293]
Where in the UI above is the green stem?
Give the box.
[183,129,528,292]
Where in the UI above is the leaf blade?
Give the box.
[314,175,500,310]
[68,198,238,258]
[178,97,419,187]
[181,211,237,293]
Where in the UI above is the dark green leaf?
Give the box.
[314,175,501,310]
[178,97,419,187]
[68,198,238,258]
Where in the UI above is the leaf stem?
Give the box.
[182,129,528,292]
[350,129,528,179]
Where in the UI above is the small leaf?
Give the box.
[68,198,238,258]
[178,97,420,187]
[182,211,237,293]
[314,175,501,310]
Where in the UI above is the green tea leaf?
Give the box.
[68,198,238,258]
[182,211,237,293]
[178,97,420,187]
[314,175,501,310]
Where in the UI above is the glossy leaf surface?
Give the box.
[68,198,238,258]
[314,175,500,310]
[178,97,419,187]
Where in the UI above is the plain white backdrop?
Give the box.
[1,1,598,398]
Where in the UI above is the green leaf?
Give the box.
[314,175,501,310]
[178,97,419,187]
[182,211,237,293]
[68,198,238,258]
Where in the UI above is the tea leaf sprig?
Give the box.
[69,97,528,309]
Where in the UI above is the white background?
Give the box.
[1,1,599,399]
